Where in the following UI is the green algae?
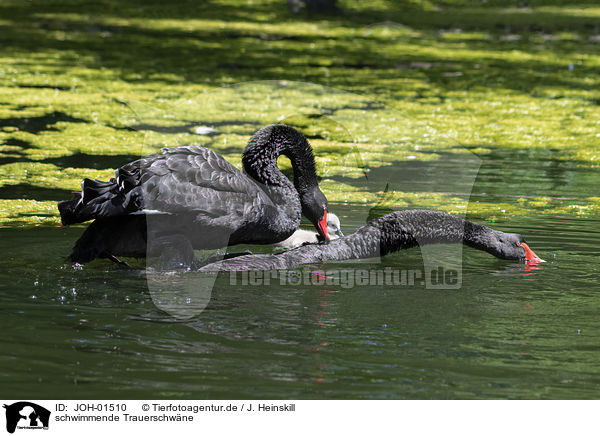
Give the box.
[0,199,60,227]
[0,0,599,226]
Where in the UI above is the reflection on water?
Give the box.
[1,151,599,399]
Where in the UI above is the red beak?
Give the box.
[317,210,330,241]
[521,242,543,263]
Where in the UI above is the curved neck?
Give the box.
[352,209,494,258]
[199,210,499,271]
[280,209,479,263]
[242,124,319,199]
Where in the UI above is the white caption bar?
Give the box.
[0,400,596,436]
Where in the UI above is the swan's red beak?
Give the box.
[317,210,330,241]
[521,242,543,263]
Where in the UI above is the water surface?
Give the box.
[1,150,599,399]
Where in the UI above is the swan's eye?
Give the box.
[516,241,522,247]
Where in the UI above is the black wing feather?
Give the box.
[59,146,272,229]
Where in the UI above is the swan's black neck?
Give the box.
[198,210,509,272]
[291,210,496,261]
[242,124,319,200]
[366,210,495,257]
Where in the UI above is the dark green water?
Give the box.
[1,151,599,399]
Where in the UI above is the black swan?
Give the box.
[57,124,330,264]
[198,209,542,271]
[275,212,343,249]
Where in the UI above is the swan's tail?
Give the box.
[57,196,81,226]
[58,178,126,225]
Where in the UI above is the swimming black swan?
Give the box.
[197,209,542,271]
[58,124,330,264]
[275,212,343,249]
